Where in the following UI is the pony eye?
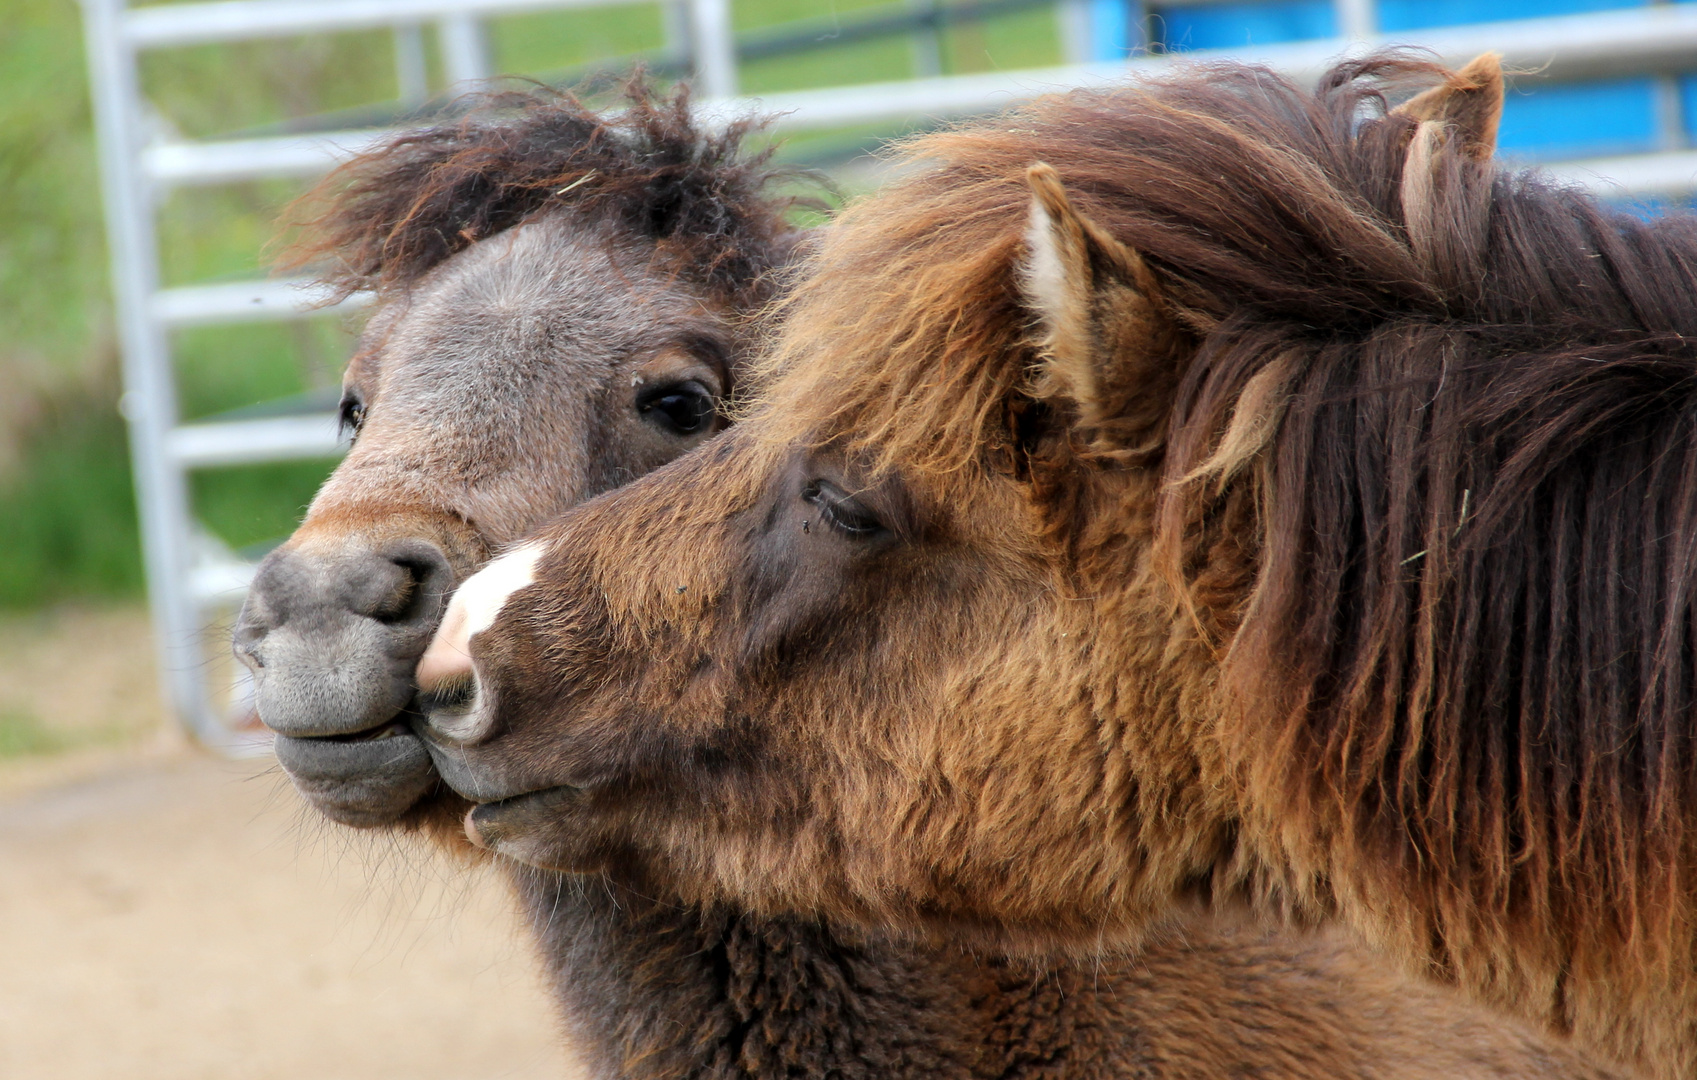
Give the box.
[338,393,367,438]
[802,479,884,538]
[638,380,715,436]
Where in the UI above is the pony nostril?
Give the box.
[369,560,423,623]
[232,618,267,654]
[237,535,462,739]
[419,669,495,745]
[231,594,278,670]
[232,639,265,671]
[369,540,456,628]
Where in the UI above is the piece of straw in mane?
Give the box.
[275,80,808,306]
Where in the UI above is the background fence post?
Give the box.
[687,0,736,97]
[439,13,491,87]
[1334,0,1376,40]
[80,0,223,746]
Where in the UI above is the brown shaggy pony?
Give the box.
[414,55,1697,1077]
[238,84,1619,1080]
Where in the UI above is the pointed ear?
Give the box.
[1019,163,1183,448]
[1393,52,1504,162]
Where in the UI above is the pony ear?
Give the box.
[1392,52,1504,162]
[1018,163,1183,449]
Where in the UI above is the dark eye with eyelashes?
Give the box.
[637,379,716,436]
[338,393,367,439]
[802,479,885,538]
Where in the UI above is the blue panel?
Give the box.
[1131,1,1679,167]
[1088,0,1134,59]
[1680,74,1697,140]
[1609,195,1692,221]
[1379,0,1646,32]
[1150,1,1335,50]
[1497,78,1659,161]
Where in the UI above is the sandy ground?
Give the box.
[0,606,580,1079]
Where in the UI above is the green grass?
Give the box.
[492,6,667,74]
[194,459,343,554]
[0,404,143,607]
[1,0,110,384]
[0,702,133,759]
[139,31,405,139]
[0,708,67,758]
[172,319,350,421]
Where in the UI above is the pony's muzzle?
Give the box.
[415,540,545,746]
[235,535,457,738]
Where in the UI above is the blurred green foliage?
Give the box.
[493,5,665,73]
[1,0,109,382]
[1,0,128,607]
[0,708,65,758]
[0,403,141,606]
[0,0,1064,611]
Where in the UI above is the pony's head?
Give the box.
[234,83,805,829]
[416,52,1697,1071]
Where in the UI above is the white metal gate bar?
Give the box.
[84,0,211,745]
[123,0,653,47]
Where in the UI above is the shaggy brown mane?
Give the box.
[279,79,810,305]
[759,56,1447,473]
[764,52,1697,1005]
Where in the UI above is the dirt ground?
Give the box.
[0,605,580,1079]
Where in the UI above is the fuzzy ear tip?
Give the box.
[1392,52,1506,159]
[1455,51,1504,93]
[1025,161,1063,198]
[1024,162,1074,222]
[1462,51,1503,76]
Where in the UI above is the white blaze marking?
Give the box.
[417,541,544,691]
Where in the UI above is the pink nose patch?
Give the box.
[415,541,545,692]
[417,600,475,690]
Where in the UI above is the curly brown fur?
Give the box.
[523,870,1620,1080]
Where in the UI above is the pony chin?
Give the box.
[273,729,438,828]
[463,784,630,873]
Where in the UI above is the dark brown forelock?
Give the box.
[763,53,1697,968]
[277,78,810,305]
